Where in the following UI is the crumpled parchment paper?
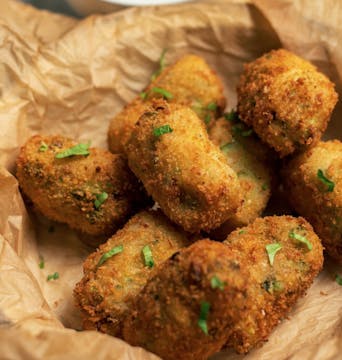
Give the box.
[0,0,341,359]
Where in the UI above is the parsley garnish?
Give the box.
[198,301,210,335]
[224,110,239,122]
[153,124,173,137]
[151,87,173,100]
[151,49,168,81]
[204,114,211,124]
[38,256,45,269]
[39,142,48,152]
[232,124,253,137]
[335,274,342,285]
[289,231,312,251]
[239,230,246,235]
[97,245,123,267]
[262,183,268,191]
[317,169,335,192]
[142,245,154,268]
[140,91,148,100]
[210,276,226,290]
[220,142,233,152]
[207,102,217,111]
[265,243,282,266]
[55,143,90,159]
[94,192,108,210]
[47,272,59,281]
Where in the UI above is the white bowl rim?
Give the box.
[100,0,192,6]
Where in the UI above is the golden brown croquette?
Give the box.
[237,49,338,157]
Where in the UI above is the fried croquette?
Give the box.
[283,140,342,263]
[16,135,145,237]
[123,239,249,360]
[124,100,243,233]
[237,49,338,157]
[224,216,323,353]
[208,116,272,238]
[107,54,226,154]
[74,210,190,337]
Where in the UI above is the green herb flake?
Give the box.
[38,256,45,269]
[239,230,246,235]
[151,87,173,100]
[207,102,217,111]
[140,91,148,100]
[265,243,282,266]
[55,142,90,159]
[262,183,268,191]
[151,48,168,81]
[142,245,154,268]
[317,169,335,192]
[204,114,211,125]
[289,231,312,251]
[224,110,239,122]
[39,142,48,152]
[210,276,226,291]
[47,272,59,281]
[220,142,233,152]
[153,124,173,137]
[94,192,108,210]
[232,124,253,137]
[335,274,342,286]
[97,245,123,267]
[198,301,211,335]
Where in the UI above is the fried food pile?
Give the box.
[15,50,340,359]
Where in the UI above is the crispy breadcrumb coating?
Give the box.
[108,54,226,154]
[283,140,342,263]
[74,210,190,337]
[237,49,338,157]
[224,216,323,353]
[123,239,249,360]
[125,100,242,233]
[208,116,272,238]
[16,135,145,237]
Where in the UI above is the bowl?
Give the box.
[66,0,192,16]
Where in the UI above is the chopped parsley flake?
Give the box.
[39,142,48,152]
[151,87,173,100]
[239,230,246,235]
[335,274,342,286]
[151,49,168,81]
[97,245,123,267]
[142,245,154,268]
[207,102,217,111]
[317,169,335,192]
[198,301,210,335]
[38,256,45,269]
[153,124,173,137]
[232,124,253,137]
[55,142,90,159]
[47,272,59,281]
[210,276,226,290]
[262,183,268,191]
[94,192,108,210]
[224,110,239,122]
[140,91,148,100]
[265,243,282,266]
[289,231,312,251]
[204,114,211,124]
[220,142,233,152]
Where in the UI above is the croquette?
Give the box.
[283,140,342,263]
[124,100,243,233]
[108,54,226,154]
[74,210,190,337]
[16,135,145,237]
[208,116,272,238]
[123,239,250,360]
[224,216,324,353]
[237,49,338,157]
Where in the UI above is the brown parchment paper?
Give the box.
[0,0,341,359]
